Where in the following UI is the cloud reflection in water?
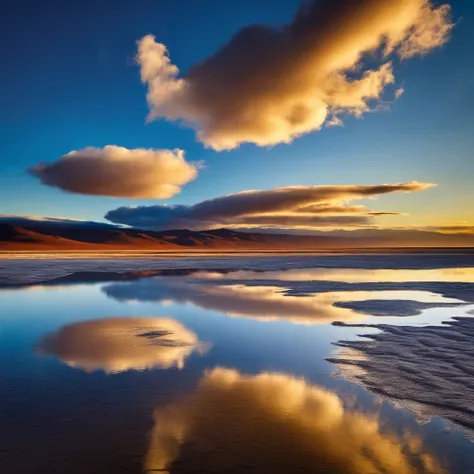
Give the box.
[38,317,202,373]
[145,368,444,474]
[103,276,462,324]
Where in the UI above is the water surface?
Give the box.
[1,255,474,473]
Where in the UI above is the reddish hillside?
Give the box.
[1,222,473,251]
[0,223,90,249]
[0,223,336,250]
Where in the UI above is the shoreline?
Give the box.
[1,247,474,259]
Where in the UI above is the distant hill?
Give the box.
[0,223,90,249]
[0,220,473,251]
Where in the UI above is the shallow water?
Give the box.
[1,255,474,473]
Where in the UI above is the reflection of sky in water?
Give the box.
[192,267,474,283]
[1,262,474,473]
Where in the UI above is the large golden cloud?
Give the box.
[137,0,452,150]
[105,181,434,230]
[37,317,201,373]
[144,368,444,473]
[30,146,198,198]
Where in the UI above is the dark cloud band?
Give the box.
[105,181,435,230]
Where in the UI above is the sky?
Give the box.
[1,0,473,234]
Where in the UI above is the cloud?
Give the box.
[37,317,202,373]
[137,0,452,150]
[0,214,117,229]
[382,223,474,235]
[29,146,198,199]
[145,368,444,473]
[105,181,435,230]
[325,115,344,127]
[428,225,474,234]
[395,87,405,99]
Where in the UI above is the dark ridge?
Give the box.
[1,219,474,250]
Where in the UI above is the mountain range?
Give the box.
[1,218,473,251]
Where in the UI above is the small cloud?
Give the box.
[395,87,405,99]
[325,116,344,127]
[29,145,198,199]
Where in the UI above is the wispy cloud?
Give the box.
[0,215,116,228]
[105,181,435,230]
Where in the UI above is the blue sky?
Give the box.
[1,0,473,228]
